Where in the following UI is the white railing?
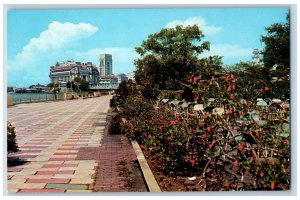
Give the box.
[90,84,119,90]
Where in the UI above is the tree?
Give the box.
[134,25,210,90]
[67,77,90,92]
[79,79,90,91]
[261,12,290,69]
[47,82,59,88]
[110,79,140,109]
[261,12,290,99]
[226,62,270,100]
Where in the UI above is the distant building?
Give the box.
[99,54,113,75]
[49,60,99,86]
[29,84,49,92]
[252,48,262,65]
[7,86,16,93]
[126,72,135,81]
[117,73,129,84]
[99,75,119,85]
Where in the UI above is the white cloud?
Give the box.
[8,21,98,86]
[166,16,222,35]
[200,44,253,64]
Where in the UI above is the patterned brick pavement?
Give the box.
[76,127,139,191]
[7,95,137,193]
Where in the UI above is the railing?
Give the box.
[10,93,64,104]
[90,84,119,90]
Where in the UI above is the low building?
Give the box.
[49,60,99,86]
[29,84,50,92]
[99,75,119,85]
[7,86,16,93]
[126,72,135,81]
[117,73,129,84]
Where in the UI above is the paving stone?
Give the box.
[7,179,27,184]
[42,164,62,168]
[42,164,78,168]
[53,174,92,179]
[31,161,64,165]
[18,189,65,193]
[56,170,75,174]
[50,155,69,158]
[49,157,75,161]
[46,183,88,190]
[15,164,44,169]
[11,175,54,179]
[7,189,19,193]
[74,170,95,175]
[23,168,59,172]
[7,171,36,176]
[66,190,92,192]
[8,168,23,172]
[32,156,52,161]
[8,183,46,189]
[27,178,70,184]
[74,166,96,170]
[70,178,93,185]
[59,167,81,171]
[65,160,96,164]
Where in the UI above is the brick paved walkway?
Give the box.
[6,95,141,193]
[76,127,139,191]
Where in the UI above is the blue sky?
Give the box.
[7,8,288,87]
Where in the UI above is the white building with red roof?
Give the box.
[49,60,99,86]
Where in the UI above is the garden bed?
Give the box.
[142,148,204,191]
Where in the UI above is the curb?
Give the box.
[131,141,161,192]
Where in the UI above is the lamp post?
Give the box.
[70,72,73,95]
[70,79,73,95]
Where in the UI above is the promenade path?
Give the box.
[6,95,140,193]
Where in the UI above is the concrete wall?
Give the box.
[7,96,13,107]
[64,93,79,100]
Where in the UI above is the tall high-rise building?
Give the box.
[252,48,261,65]
[99,54,113,75]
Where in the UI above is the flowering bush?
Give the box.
[122,95,153,118]
[158,90,180,100]
[123,73,290,191]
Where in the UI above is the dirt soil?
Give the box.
[142,149,205,192]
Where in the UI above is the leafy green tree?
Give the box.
[66,81,75,89]
[134,25,210,90]
[79,79,90,91]
[67,77,90,91]
[261,12,290,99]
[226,62,270,100]
[140,83,159,100]
[47,82,59,88]
[110,79,140,109]
[261,12,290,69]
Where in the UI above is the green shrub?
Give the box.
[109,113,124,135]
[7,121,19,153]
[158,90,180,100]
[110,80,139,110]
[122,95,153,118]
[141,83,159,100]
